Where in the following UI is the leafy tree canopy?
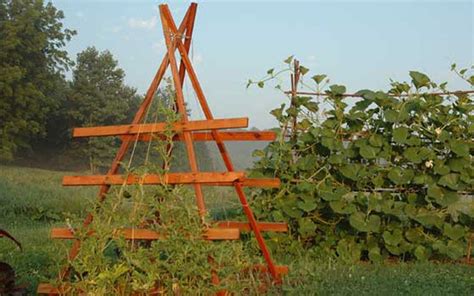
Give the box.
[0,0,75,160]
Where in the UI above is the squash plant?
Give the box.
[250,59,473,262]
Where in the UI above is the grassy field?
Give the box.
[0,165,473,295]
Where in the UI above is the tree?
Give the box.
[67,47,141,172]
[0,0,75,160]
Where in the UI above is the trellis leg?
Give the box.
[58,7,195,280]
[163,3,197,171]
[160,7,206,216]
[160,5,280,282]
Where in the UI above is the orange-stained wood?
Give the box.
[216,221,288,232]
[207,178,280,188]
[252,264,289,275]
[50,228,240,240]
[73,118,249,138]
[62,172,245,186]
[128,131,277,142]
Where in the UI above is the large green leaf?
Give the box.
[359,144,379,159]
[388,168,414,185]
[449,140,470,157]
[438,173,460,190]
[298,218,317,238]
[443,224,465,241]
[409,71,431,89]
[392,127,409,143]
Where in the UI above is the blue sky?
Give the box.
[52,0,473,128]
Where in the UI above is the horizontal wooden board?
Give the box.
[62,172,245,186]
[62,174,280,188]
[127,130,277,142]
[216,221,288,232]
[207,178,280,188]
[73,117,249,138]
[51,227,240,241]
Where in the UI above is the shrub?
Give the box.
[250,58,473,262]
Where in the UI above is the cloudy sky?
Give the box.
[53,0,473,128]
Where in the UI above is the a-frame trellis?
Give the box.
[38,3,287,294]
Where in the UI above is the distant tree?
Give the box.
[67,47,141,172]
[0,0,75,161]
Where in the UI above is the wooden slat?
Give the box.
[73,118,249,138]
[130,131,277,142]
[51,228,240,241]
[207,178,281,188]
[37,283,67,294]
[62,172,245,186]
[216,221,288,232]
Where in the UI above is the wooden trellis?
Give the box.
[38,3,287,294]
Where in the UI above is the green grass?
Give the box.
[1,165,473,295]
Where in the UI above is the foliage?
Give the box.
[250,58,474,262]
[1,166,473,294]
[67,47,142,173]
[60,111,261,294]
[0,0,75,160]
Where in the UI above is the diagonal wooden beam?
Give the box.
[160,5,207,217]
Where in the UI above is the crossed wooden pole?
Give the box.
[38,3,287,294]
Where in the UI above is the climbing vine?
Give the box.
[250,58,474,262]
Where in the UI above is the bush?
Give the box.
[250,58,473,262]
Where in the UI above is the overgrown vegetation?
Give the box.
[250,57,473,262]
[1,166,473,294]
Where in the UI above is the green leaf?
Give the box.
[409,71,431,89]
[383,229,403,246]
[298,218,316,238]
[257,81,264,88]
[297,199,317,212]
[368,247,383,263]
[266,68,274,75]
[329,84,346,95]
[369,134,384,147]
[392,127,409,143]
[312,74,327,84]
[299,65,309,75]
[349,212,379,232]
[446,240,464,259]
[284,55,294,64]
[336,239,361,263]
[388,168,414,185]
[443,224,465,241]
[359,144,379,159]
[414,245,430,261]
[340,164,360,181]
[438,173,460,190]
[449,139,469,157]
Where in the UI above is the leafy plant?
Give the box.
[250,58,473,262]
[55,105,262,294]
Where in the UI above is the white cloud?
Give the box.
[128,16,157,30]
[308,55,316,61]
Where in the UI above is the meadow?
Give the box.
[1,165,472,295]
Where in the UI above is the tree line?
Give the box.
[0,0,214,172]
